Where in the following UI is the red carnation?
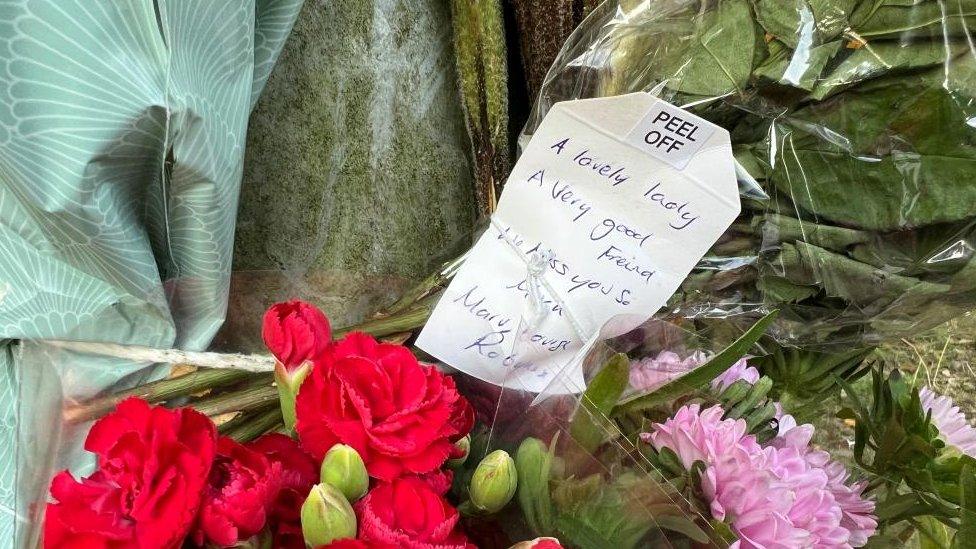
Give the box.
[416,469,454,495]
[193,437,282,546]
[262,299,332,370]
[248,433,318,547]
[44,398,217,548]
[356,477,474,549]
[296,332,474,481]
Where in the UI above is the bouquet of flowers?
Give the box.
[43,302,474,548]
[34,299,976,548]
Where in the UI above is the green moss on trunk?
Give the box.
[235,0,476,283]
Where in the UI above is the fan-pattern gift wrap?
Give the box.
[0,0,303,545]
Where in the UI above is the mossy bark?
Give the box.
[231,0,477,335]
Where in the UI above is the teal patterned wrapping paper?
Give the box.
[0,0,303,545]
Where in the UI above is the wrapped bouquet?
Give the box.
[32,299,976,548]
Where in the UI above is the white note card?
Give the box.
[417,93,740,393]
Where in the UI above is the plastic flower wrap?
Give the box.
[523,0,976,350]
[24,291,976,548]
[455,313,793,547]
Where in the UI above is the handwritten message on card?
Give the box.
[417,93,740,392]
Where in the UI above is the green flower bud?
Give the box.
[515,437,555,534]
[320,444,369,502]
[447,435,471,468]
[301,483,357,546]
[469,449,518,513]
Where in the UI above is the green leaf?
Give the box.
[571,354,631,452]
[863,521,916,547]
[651,515,711,544]
[811,42,966,100]
[551,472,674,549]
[757,275,819,303]
[656,0,758,96]
[555,513,650,549]
[753,0,858,48]
[775,242,950,310]
[555,513,619,549]
[515,436,558,535]
[955,464,976,548]
[851,0,976,39]
[917,516,953,549]
[615,310,779,413]
[766,60,976,231]
[875,493,921,521]
[756,214,870,252]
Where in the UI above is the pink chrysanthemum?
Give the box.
[629,351,707,392]
[824,461,878,547]
[641,403,758,469]
[769,419,877,548]
[711,359,761,391]
[629,352,759,393]
[643,404,876,548]
[702,444,807,548]
[919,386,976,458]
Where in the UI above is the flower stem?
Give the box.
[188,384,279,417]
[63,368,253,424]
[380,254,465,315]
[336,295,440,338]
[69,289,443,423]
[220,407,284,442]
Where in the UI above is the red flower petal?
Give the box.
[355,477,473,549]
[193,437,281,547]
[44,399,216,549]
[296,332,474,481]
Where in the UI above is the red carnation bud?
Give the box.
[262,300,332,370]
[263,300,332,429]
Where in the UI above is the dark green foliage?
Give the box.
[838,368,976,535]
[580,0,976,348]
[755,345,874,417]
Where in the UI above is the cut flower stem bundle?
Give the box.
[64,263,457,430]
